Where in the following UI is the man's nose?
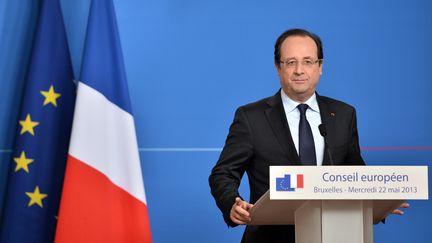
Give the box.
[293,62,304,74]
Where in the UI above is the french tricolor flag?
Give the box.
[290,174,304,189]
[55,0,151,242]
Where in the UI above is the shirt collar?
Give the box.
[280,90,320,113]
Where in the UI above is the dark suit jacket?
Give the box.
[209,90,365,243]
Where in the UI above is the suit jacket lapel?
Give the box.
[317,93,336,166]
[264,90,300,165]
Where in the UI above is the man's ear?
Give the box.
[319,60,323,75]
[274,62,281,76]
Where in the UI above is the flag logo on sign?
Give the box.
[276,174,304,191]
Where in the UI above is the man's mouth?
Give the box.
[292,79,308,82]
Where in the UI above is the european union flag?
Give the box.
[276,175,295,191]
[0,0,75,242]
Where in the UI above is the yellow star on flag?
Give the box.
[40,85,61,107]
[19,114,39,136]
[25,186,48,208]
[13,151,33,173]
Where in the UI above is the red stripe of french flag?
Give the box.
[297,174,304,188]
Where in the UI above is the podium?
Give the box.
[248,166,428,243]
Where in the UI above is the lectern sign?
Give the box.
[270,166,428,200]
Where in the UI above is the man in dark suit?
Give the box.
[208,28,366,243]
[209,28,409,243]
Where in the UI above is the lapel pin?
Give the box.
[330,112,335,116]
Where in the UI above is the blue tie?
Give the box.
[298,104,316,165]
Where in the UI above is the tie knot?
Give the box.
[297,104,309,115]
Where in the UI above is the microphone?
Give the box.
[318,124,327,137]
[318,124,334,166]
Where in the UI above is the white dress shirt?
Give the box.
[280,91,324,166]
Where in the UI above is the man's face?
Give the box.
[276,35,323,102]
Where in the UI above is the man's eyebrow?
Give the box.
[281,56,315,60]
[302,56,314,60]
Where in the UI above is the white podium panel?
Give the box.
[270,166,428,200]
[248,166,428,243]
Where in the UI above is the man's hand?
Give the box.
[230,197,254,225]
[392,202,410,215]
